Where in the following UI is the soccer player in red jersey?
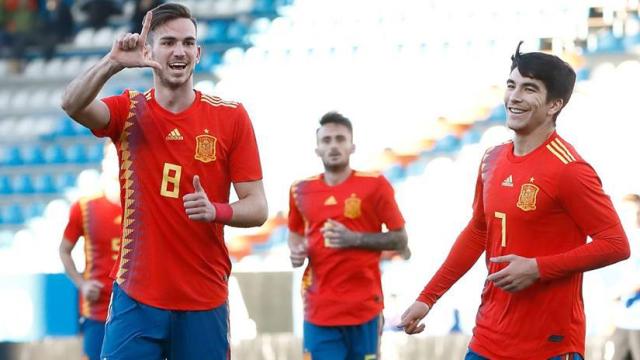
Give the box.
[59,143,121,360]
[60,3,267,359]
[288,112,410,360]
[399,42,630,360]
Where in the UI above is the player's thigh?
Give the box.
[81,319,105,360]
[303,321,348,360]
[345,314,381,360]
[100,284,169,360]
[169,302,229,360]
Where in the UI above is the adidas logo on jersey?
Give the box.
[166,128,183,141]
[502,175,513,187]
[324,196,337,206]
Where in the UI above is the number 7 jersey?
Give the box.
[94,89,262,310]
[418,132,628,359]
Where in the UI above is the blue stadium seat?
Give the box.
[1,145,23,166]
[54,117,76,137]
[71,121,91,136]
[65,143,88,164]
[0,175,12,195]
[86,142,104,163]
[226,22,249,44]
[12,174,35,194]
[20,144,45,165]
[43,144,67,164]
[33,174,57,194]
[485,105,506,123]
[593,30,624,53]
[383,164,406,184]
[461,128,482,145]
[196,52,223,73]
[26,201,46,219]
[433,134,461,153]
[2,203,25,225]
[55,172,77,190]
[203,21,228,43]
[405,158,429,177]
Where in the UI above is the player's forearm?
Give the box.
[353,228,407,251]
[61,56,122,119]
[228,193,268,227]
[537,222,629,281]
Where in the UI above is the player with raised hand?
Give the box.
[61,3,267,359]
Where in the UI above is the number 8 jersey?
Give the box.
[94,89,262,310]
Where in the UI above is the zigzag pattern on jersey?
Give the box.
[116,91,145,286]
[546,138,576,164]
[201,94,238,108]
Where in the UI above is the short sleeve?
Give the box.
[229,104,263,183]
[91,91,131,143]
[63,201,84,245]
[288,185,305,235]
[375,176,405,230]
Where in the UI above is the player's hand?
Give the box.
[107,11,161,70]
[183,175,216,222]
[487,254,540,292]
[321,219,361,248]
[80,280,104,303]
[398,301,430,334]
[289,240,308,268]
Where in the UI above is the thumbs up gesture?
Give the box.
[183,175,216,222]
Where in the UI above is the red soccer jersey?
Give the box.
[93,89,262,310]
[289,171,405,326]
[63,194,121,321]
[418,132,629,359]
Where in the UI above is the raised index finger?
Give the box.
[140,11,152,43]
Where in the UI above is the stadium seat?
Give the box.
[226,22,249,44]
[74,27,95,47]
[43,144,67,164]
[65,143,88,164]
[433,134,461,153]
[0,175,12,195]
[485,105,506,123]
[0,89,12,108]
[11,89,30,110]
[20,144,45,165]
[71,121,92,136]
[30,89,50,110]
[43,57,65,79]
[54,117,76,137]
[23,58,46,79]
[62,57,84,78]
[93,27,115,48]
[25,201,46,219]
[2,203,25,225]
[461,128,482,145]
[12,174,35,194]
[383,163,406,184]
[1,145,23,166]
[203,21,228,43]
[33,174,58,194]
[86,142,105,163]
[55,172,77,190]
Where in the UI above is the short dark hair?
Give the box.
[510,41,576,120]
[318,111,353,136]
[148,3,197,43]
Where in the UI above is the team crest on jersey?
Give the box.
[194,131,217,163]
[344,193,362,219]
[517,183,539,211]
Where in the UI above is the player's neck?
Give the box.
[512,125,555,156]
[153,83,196,114]
[324,167,352,186]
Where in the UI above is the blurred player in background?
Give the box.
[400,42,630,359]
[288,111,409,360]
[608,194,640,360]
[59,142,121,360]
[60,3,267,359]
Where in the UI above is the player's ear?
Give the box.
[547,98,563,117]
[350,143,355,154]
